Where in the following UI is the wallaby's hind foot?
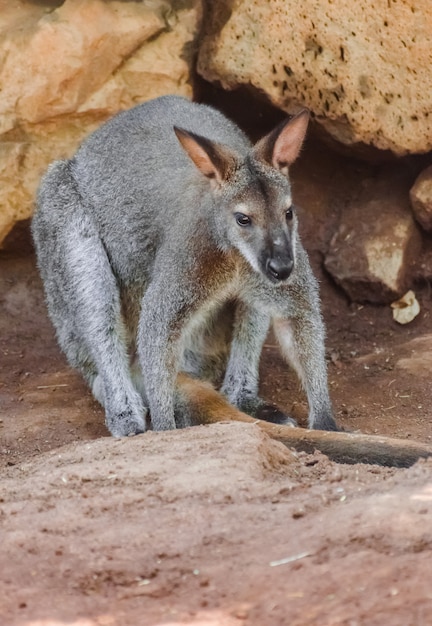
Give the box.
[255,403,297,427]
[231,393,298,427]
[312,411,341,432]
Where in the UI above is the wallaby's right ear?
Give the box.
[253,109,310,176]
[174,127,237,187]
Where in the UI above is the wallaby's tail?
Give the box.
[176,373,253,425]
[176,373,432,468]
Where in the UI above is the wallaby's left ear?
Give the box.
[253,109,310,175]
[174,126,237,187]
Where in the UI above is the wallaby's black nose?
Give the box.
[266,258,294,281]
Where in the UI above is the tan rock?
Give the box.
[324,172,422,304]
[409,166,432,233]
[395,334,432,377]
[0,143,28,243]
[390,290,420,325]
[0,0,165,132]
[198,0,432,155]
[0,0,200,245]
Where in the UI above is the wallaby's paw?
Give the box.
[255,403,297,427]
[149,417,177,432]
[107,410,146,437]
[311,413,341,432]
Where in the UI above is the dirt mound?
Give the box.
[1,422,432,625]
[2,135,432,625]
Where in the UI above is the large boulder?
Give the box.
[198,1,432,156]
[0,0,200,245]
[410,166,432,233]
[324,171,422,304]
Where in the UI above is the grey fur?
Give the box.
[32,95,338,436]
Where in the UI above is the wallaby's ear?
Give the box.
[174,127,237,186]
[253,109,310,175]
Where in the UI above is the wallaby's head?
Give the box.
[174,109,309,284]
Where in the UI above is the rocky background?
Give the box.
[0,0,199,241]
[1,0,432,305]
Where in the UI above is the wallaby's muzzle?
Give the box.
[262,236,295,283]
[266,256,294,282]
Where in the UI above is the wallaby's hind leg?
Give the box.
[33,161,146,437]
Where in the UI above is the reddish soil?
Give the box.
[1,118,432,625]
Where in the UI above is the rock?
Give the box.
[324,172,422,303]
[197,0,432,155]
[0,0,200,245]
[395,334,432,377]
[390,290,420,325]
[410,166,432,232]
[412,236,432,283]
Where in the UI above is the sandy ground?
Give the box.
[1,113,432,625]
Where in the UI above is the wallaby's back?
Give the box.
[73,95,250,217]
[67,95,250,282]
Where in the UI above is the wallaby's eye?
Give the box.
[235,212,252,227]
[285,206,294,221]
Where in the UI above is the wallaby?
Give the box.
[32,95,338,437]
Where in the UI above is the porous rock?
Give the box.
[324,172,422,304]
[198,0,432,155]
[409,165,432,233]
[0,0,200,244]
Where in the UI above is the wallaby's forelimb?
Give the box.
[273,314,336,431]
[221,303,274,415]
[177,374,432,468]
[267,247,336,431]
